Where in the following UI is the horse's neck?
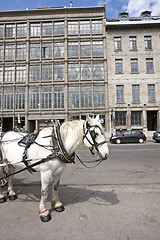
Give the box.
[60,120,84,154]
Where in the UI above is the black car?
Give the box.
[152,131,160,143]
[110,130,146,144]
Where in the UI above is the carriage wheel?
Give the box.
[0,152,8,187]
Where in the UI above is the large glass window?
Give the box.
[0,66,3,82]
[5,44,15,60]
[30,43,40,59]
[116,85,124,103]
[132,85,140,103]
[54,42,64,58]
[114,37,122,51]
[30,23,40,37]
[17,23,27,37]
[131,111,142,125]
[81,86,92,108]
[42,22,52,36]
[5,24,15,38]
[54,22,64,35]
[80,21,90,34]
[115,59,123,73]
[68,42,78,57]
[0,45,3,60]
[68,86,79,108]
[42,65,52,81]
[81,63,91,79]
[115,111,126,125]
[29,87,39,109]
[42,43,52,58]
[68,21,78,35]
[4,87,13,109]
[148,84,155,102]
[15,87,25,109]
[94,86,105,107]
[0,88,2,109]
[129,36,137,50]
[16,44,26,59]
[131,59,138,73]
[93,63,104,79]
[54,64,64,80]
[54,86,64,108]
[29,65,40,82]
[0,25,4,38]
[144,36,152,50]
[92,20,102,34]
[146,58,154,73]
[92,41,103,56]
[80,42,91,57]
[4,66,14,82]
[42,86,52,109]
[16,66,26,82]
[68,63,79,80]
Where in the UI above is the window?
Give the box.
[5,44,15,60]
[81,86,92,108]
[17,23,27,37]
[15,87,25,109]
[116,85,124,103]
[68,21,78,35]
[16,44,26,59]
[54,64,64,80]
[146,58,154,73]
[80,21,90,34]
[42,65,52,81]
[131,59,138,73]
[54,42,64,58]
[115,59,123,73]
[129,36,137,50]
[68,86,79,108]
[0,66,3,82]
[30,43,40,59]
[68,42,78,57]
[54,86,64,108]
[131,111,142,125]
[5,24,15,38]
[4,87,13,109]
[0,45,3,60]
[115,111,126,125]
[29,87,39,109]
[42,43,52,58]
[30,23,40,37]
[92,41,103,56]
[54,22,64,35]
[80,42,91,56]
[132,85,140,103]
[16,66,26,82]
[93,63,104,79]
[41,86,52,109]
[81,63,91,79]
[148,84,155,102]
[92,20,102,34]
[114,37,122,51]
[4,66,14,82]
[68,64,79,80]
[94,86,105,107]
[42,22,52,36]
[0,25,4,38]
[0,88,2,109]
[144,36,152,50]
[29,65,40,82]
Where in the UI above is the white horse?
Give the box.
[0,115,109,222]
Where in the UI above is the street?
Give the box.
[0,142,160,240]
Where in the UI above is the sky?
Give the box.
[0,0,160,18]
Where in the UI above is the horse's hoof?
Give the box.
[40,214,52,222]
[8,195,17,201]
[0,196,7,203]
[55,205,65,212]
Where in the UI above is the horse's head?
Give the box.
[83,115,109,161]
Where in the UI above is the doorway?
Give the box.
[2,117,13,132]
[147,111,157,131]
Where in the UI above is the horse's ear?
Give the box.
[95,115,100,121]
[86,114,91,122]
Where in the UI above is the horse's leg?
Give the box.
[39,170,52,222]
[51,175,65,212]
[7,165,17,200]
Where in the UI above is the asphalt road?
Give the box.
[0,142,160,240]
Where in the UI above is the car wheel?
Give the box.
[116,138,121,144]
[138,138,144,143]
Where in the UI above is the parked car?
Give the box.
[110,130,146,144]
[152,131,160,143]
